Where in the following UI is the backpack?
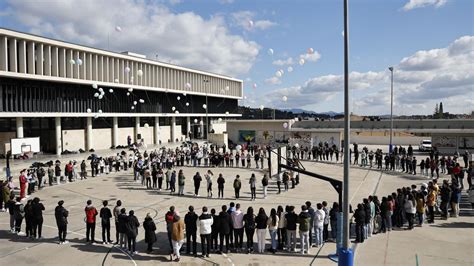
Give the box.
[262,178,268,186]
[233,179,241,189]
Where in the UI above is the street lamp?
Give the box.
[388,67,394,153]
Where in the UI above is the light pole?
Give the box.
[388,67,394,153]
[340,0,353,265]
[203,79,210,140]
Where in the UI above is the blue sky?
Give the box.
[0,0,473,115]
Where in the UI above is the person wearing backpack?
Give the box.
[243,206,256,254]
[233,175,242,199]
[262,174,269,199]
[100,200,113,244]
[298,205,311,254]
[13,197,25,234]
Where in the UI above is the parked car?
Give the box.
[419,139,432,151]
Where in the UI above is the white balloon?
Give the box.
[194,118,198,123]
[86,108,92,113]
[307,47,314,54]
[199,120,204,125]
[92,83,98,89]
[177,96,181,100]
[137,70,143,77]
[253,83,257,89]
[268,48,274,55]
[202,104,207,109]
[243,96,247,99]
[172,106,176,111]
[115,26,122,32]
[139,99,145,103]
[236,145,242,151]
[248,20,254,28]
[218,118,223,122]
[133,101,137,105]
[94,114,99,119]
[114,78,119,83]
[282,96,288,102]
[279,69,284,75]
[94,92,99,97]
[283,122,288,129]
[126,92,130,96]
[275,70,282,77]
[109,89,114,93]
[259,105,264,110]
[76,58,82,65]
[225,86,230,91]
[125,66,130,73]
[128,88,133,92]
[294,143,300,148]
[98,87,104,92]
[175,110,179,114]
[98,109,103,114]
[186,102,189,106]
[144,123,149,128]
[185,83,191,89]
[131,106,135,110]
[183,92,187,96]
[225,111,229,115]
[287,66,293,72]
[299,58,305,65]
[69,59,75,65]
[98,95,103,100]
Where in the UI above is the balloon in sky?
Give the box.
[86,108,92,113]
[268,48,274,55]
[76,58,83,65]
[69,59,75,65]
[299,58,305,65]
[259,105,264,110]
[92,83,98,89]
[125,66,130,73]
[307,47,314,54]
[225,111,229,115]
[243,96,247,99]
[202,104,207,109]
[275,70,282,78]
[94,92,99,97]
[98,95,103,100]
[128,88,133,92]
[283,122,288,129]
[287,66,293,72]
[133,101,137,105]
[194,118,198,123]
[186,102,189,106]
[131,106,135,110]
[115,26,122,32]
[126,92,130,96]
[248,20,254,28]
[94,114,99,119]
[172,106,176,111]
[109,89,114,93]
[144,123,149,128]
[137,70,143,77]
[253,83,257,89]
[98,87,104,92]
[236,145,242,151]
[139,99,145,103]
[175,110,179,114]
[177,96,181,100]
[218,118,223,122]
[183,92,187,96]
[98,109,102,114]
[282,95,288,102]
[185,83,191,89]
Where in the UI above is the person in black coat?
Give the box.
[32,197,45,239]
[184,206,199,256]
[126,210,140,254]
[193,172,202,197]
[211,208,220,252]
[118,208,128,248]
[54,200,68,244]
[143,214,157,253]
[218,205,232,253]
[100,200,113,244]
[354,204,366,243]
[363,198,371,240]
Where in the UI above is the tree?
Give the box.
[439,102,444,118]
[434,103,439,118]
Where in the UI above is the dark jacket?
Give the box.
[55,205,68,227]
[218,211,232,234]
[255,214,268,229]
[243,214,256,230]
[143,217,157,243]
[298,211,311,232]
[184,211,198,233]
[217,176,225,189]
[32,202,45,222]
[100,207,113,225]
[211,214,220,235]
[354,208,366,225]
[125,215,140,238]
[118,213,129,233]
[364,203,371,224]
[285,211,298,231]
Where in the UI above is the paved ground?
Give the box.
[0,159,472,265]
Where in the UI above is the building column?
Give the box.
[154,117,160,145]
[135,117,140,142]
[16,117,24,138]
[112,117,119,147]
[55,117,62,156]
[171,117,176,142]
[86,117,93,151]
[187,117,191,139]
[200,117,205,139]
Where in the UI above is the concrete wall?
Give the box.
[0,132,16,154]
[211,121,227,134]
[139,127,154,145]
[432,133,474,154]
[208,133,228,146]
[227,120,291,144]
[62,129,85,151]
[117,127,135,146]
[350,135,425,146]
[92,128,112,150]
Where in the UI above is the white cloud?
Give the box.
[5,0,260,77]
[265,77,282,85]
[300,51,321,62]
[231,10,277,31]
[168,0,182,5]
[264,36,473,115]
[218,0,234,4]
[272,57,294,66]
[403,0,448,11]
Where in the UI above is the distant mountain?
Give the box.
[285,109,342,117]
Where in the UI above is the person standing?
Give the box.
[255,207,268,253]
[143,213,157,253]
[306,201,315,247]
[178,170,186,196]
[117,208,128,248]
[54,200,68,244]
[210,208,220,252]
[262,174,269,199]
[314,203,325,247]
[217,173,225,199]
[6,195,16,233]
[276,172,282,194]
[126,210,140,255]
[233,175,242,199]
[329,202,339,240]
[277,205,287,250]
[184,206,198,257]
[85,200,98,243]
[113,200,122,244]
[32,197,45,239]
[218,205,232,254]
[157,168,164,191]
[416,192,425,226]
[198,206,213,258]
[298,205,311,254]
[249,173,257,201]
[165,206,176,254]
[231,203,244,252]
[285,206,298,252]
[193,172,202,197]
[267,208,279,253]
[19,170,27,199]
[354,204,366,243]
[243,206,256,254]
[170,170,176,194]
[205,170,213,198]
[100,200,113,244]
[80,160,87,180]
[171,212,185,262]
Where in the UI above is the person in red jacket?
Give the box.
[19,169,27,199]
[85,199,98,243]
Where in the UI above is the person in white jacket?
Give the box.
[197,206,213,257]
[314,203,325,247]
